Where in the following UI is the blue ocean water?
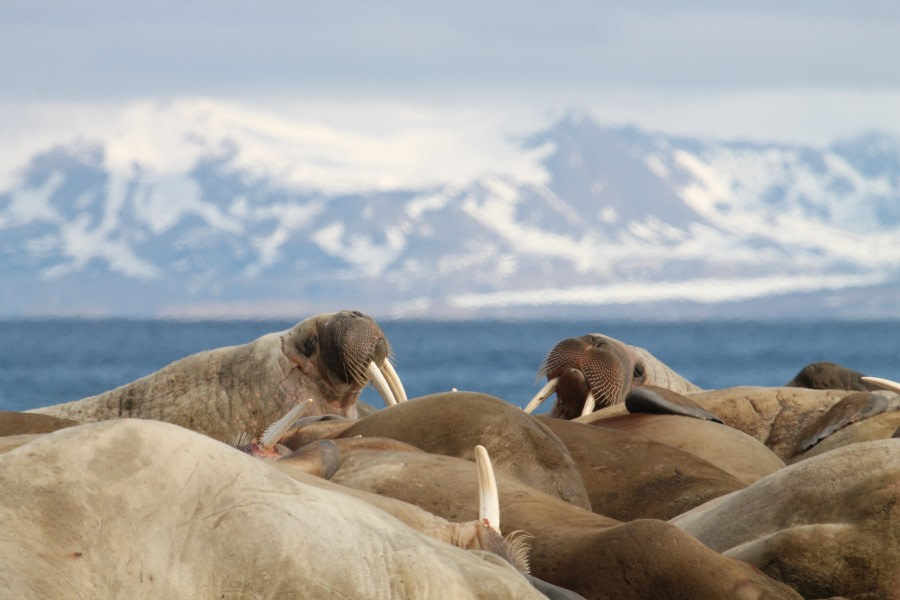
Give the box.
[0,318,898,413]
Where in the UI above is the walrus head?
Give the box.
[525,334,646,419]
[282,310,407,419]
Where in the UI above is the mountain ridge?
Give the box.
[2,104,899,319]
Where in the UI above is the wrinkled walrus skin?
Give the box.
[672,439,900,600]
[328,446,802,600]
[535,332,900,459]
[0,419,548,600]
[27,311,402,442]
[537,415,746,521]
[586,386,896,462]
[335,392,593,509]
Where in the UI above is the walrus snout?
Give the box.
[531,334,634,417]
[316,310,392,386]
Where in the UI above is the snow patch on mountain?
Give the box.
[670,144,900,270]
[1,172,64,227]
[44,214,160,280]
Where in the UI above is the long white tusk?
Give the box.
[580,391,597,417]
[523,377,559,413]
[380,360,408,403]
[260,399,312,449]
[367,361,398,406]
[475,445,501,533]
[861,376,900,395]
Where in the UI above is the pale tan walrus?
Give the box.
[26,310,406,442]
[0,419,550,600]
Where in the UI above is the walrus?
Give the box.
[569,386,785,485]
[526,332,884,422]
[524,334,700,418]
[326,444,802,599]
[791,391,900,455]
[584,410,785,486]
[25,310,406,442]
[273,392,593,510]
[269,439,587,599]
[785,361,882,391]
[0,419,548,600]
[534,415,747,520]
[0,411,78,455]
[535,332,900,461]
[671,439,900,600]
[786,376,900,463]
[587,385,874,461]
[0,411,77,436]
[790,408,900,463]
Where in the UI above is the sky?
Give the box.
[2,0,900,142]
[2,0,900,198]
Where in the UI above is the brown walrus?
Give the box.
[326,443,802,599]
[535,331,899,461]
[323,392,593,509]
[536,415,748,520]
[672,439,900,600]
[524,334,700,418]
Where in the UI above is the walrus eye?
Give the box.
[302,335,318,358]
[633,363,645,383]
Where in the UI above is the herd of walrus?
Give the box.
[2,309,899,599]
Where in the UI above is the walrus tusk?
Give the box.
[860,376,900,394]
[524,378,559,414]
[475,445,501,532]
[366,361,399,406]
[260,400,312,449]
[580,391,597,417]
[381,360,408,403]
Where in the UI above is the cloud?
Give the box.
[448,273,889,309]
[0,98,554,196]
[5,2,900,96]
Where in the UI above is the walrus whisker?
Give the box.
[504,530,533,574]
[381,359,408,403]
[580,391,597,417]
[475,445,501,532]
[344,351,369,387]
[524,377,558,413]
[260,399,312,449]
[860,375,900,395]
[366,361,399,406]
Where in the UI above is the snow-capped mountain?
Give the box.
[2,102,899,319]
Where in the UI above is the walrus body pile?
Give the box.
[2,315,898,599]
